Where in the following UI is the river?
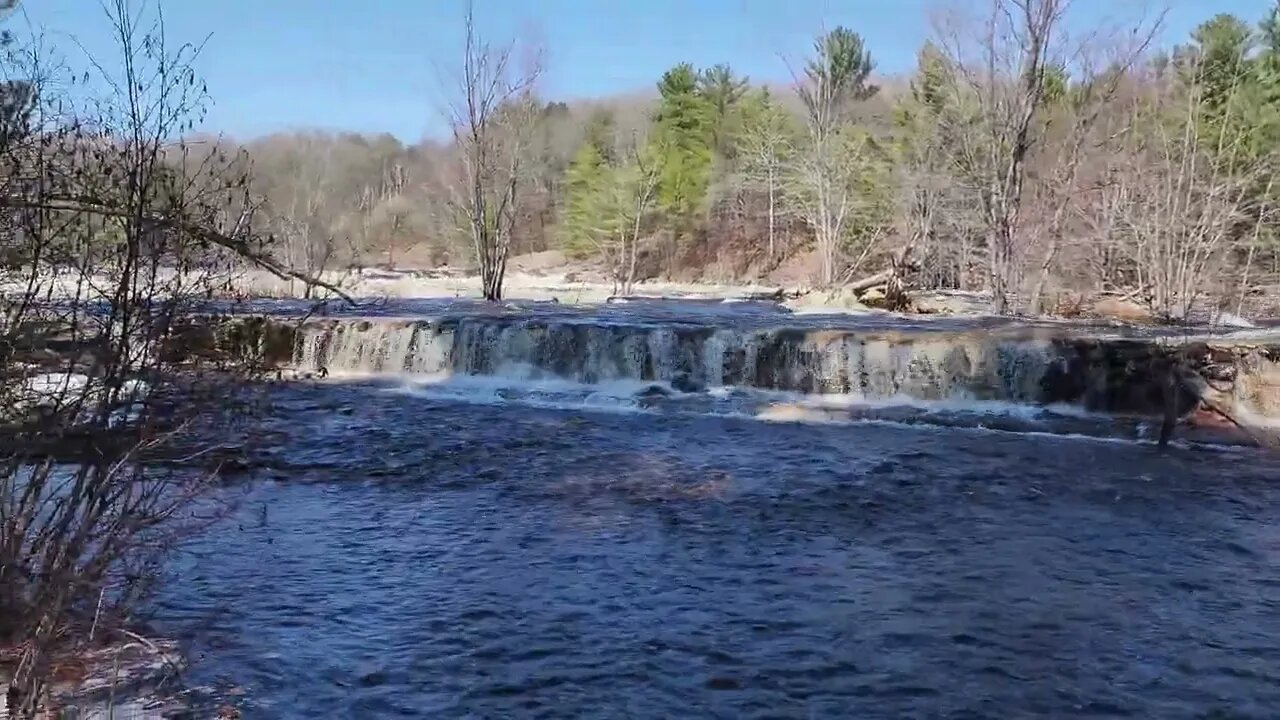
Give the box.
[147,299,1280,718]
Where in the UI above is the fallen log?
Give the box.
[846,246,918,312]
[848,269,895,295]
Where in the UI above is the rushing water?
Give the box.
[144,299,1280,718]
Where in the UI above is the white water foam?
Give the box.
[783,391,1101,421]
[385,373,661,416]
[303,369,1170,448]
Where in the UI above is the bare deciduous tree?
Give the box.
[1098,68,1270,321]
[611,138,661,296]
[1021,13,1164,314]
[441,0,543,301]
[737,92,795,263]
[793,27,879,287]
[934,0,1070,314]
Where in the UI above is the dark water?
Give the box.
[152,382,1280,719]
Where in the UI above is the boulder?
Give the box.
[858,287,887,307]
[637,384,671,399]
[909,292,990,315]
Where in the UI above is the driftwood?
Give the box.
[848,269,896,294]
[847,246,919,311]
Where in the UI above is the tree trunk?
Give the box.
[483,254,506,302]
[1026,238,1060,316]
[626,219,640,296]
[480,247,502,301]
[988,227,1013,315]
[815,172,835,286]
[767,166,776,262]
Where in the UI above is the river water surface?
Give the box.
[150,300,1280,718]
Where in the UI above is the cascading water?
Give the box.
[291,317,1068,403]
[295,319,452,375]
[265,306,1280,445]
[282,312,1280,435]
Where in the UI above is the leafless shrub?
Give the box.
[0,3,332,715]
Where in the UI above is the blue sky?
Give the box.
[14,0,1277,143]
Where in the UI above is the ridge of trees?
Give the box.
[225,1,1280,317]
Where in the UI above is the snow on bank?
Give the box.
[233,266,795,307]
[3,264,794,307]
[7,264,1275,326]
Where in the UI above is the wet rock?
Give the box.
[636,384,671,409]
[637,384,671,399]
[1233,349,1280,418]
[273,312,1280,433]
[1211,312,1257,328]
[859,286,887,307]
[910,291,990,315]
[671,372,705,393]
[782,288,872,313]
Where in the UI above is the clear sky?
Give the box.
[14,0,1277,143]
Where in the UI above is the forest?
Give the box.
[234,2,1280,319]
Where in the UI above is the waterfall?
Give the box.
[291,317,1072,404]
[295,320,452,376]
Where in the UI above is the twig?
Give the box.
[88,588,105,644]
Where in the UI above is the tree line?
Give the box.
[236,1,1280,318]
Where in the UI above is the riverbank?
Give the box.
[5,256,1269,328]
[186,262,1280,327]
[0,638,186,720]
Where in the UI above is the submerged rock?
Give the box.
[671,372,705,394]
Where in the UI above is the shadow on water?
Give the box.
[153,382,1280,719]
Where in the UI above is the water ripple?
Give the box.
[157,385,1280,718]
